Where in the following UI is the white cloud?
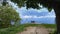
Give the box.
[21,15,32,18]
[21,10,55,19]
[21,15,55,18]
[8,1,55,19]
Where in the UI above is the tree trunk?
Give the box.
[54,7,60,34]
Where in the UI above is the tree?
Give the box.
[2,0,60,34]
[0,5,20,28]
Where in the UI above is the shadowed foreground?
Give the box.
[17,27,54,34]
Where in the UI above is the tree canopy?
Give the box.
[0,5,20,28]
[2,0,60,12]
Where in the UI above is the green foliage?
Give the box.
[2,0,54,11]
[1,0,60,12]
[2,1,8,6]
[26,0,40,9]
[11,0,26,7]
[2,0,60,12]
[47,8,52,12]
[0,5,20,28]
[0,24,56,34]
[0,25,26,34]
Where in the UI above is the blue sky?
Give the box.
[9,1,56,24]
[18,7,56,24]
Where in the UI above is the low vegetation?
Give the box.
[0,24,56,34]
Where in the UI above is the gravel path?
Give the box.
[17,27,53,34]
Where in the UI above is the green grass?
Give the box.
[0,24,56,34]
[0,25,25,34]
[22,24,56,28]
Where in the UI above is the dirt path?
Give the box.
[17,27,54,34]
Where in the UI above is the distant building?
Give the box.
[31,21,35,24]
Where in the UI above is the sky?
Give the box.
[9,1,56,24]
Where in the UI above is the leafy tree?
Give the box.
[0,5,20,28]
[2,0,60,33]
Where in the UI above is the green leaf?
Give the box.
[47,8,52,12]
[0,5,21,28]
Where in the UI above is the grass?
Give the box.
[0,25,25,34]
[0,24,56,34]
[22,24,56,28]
